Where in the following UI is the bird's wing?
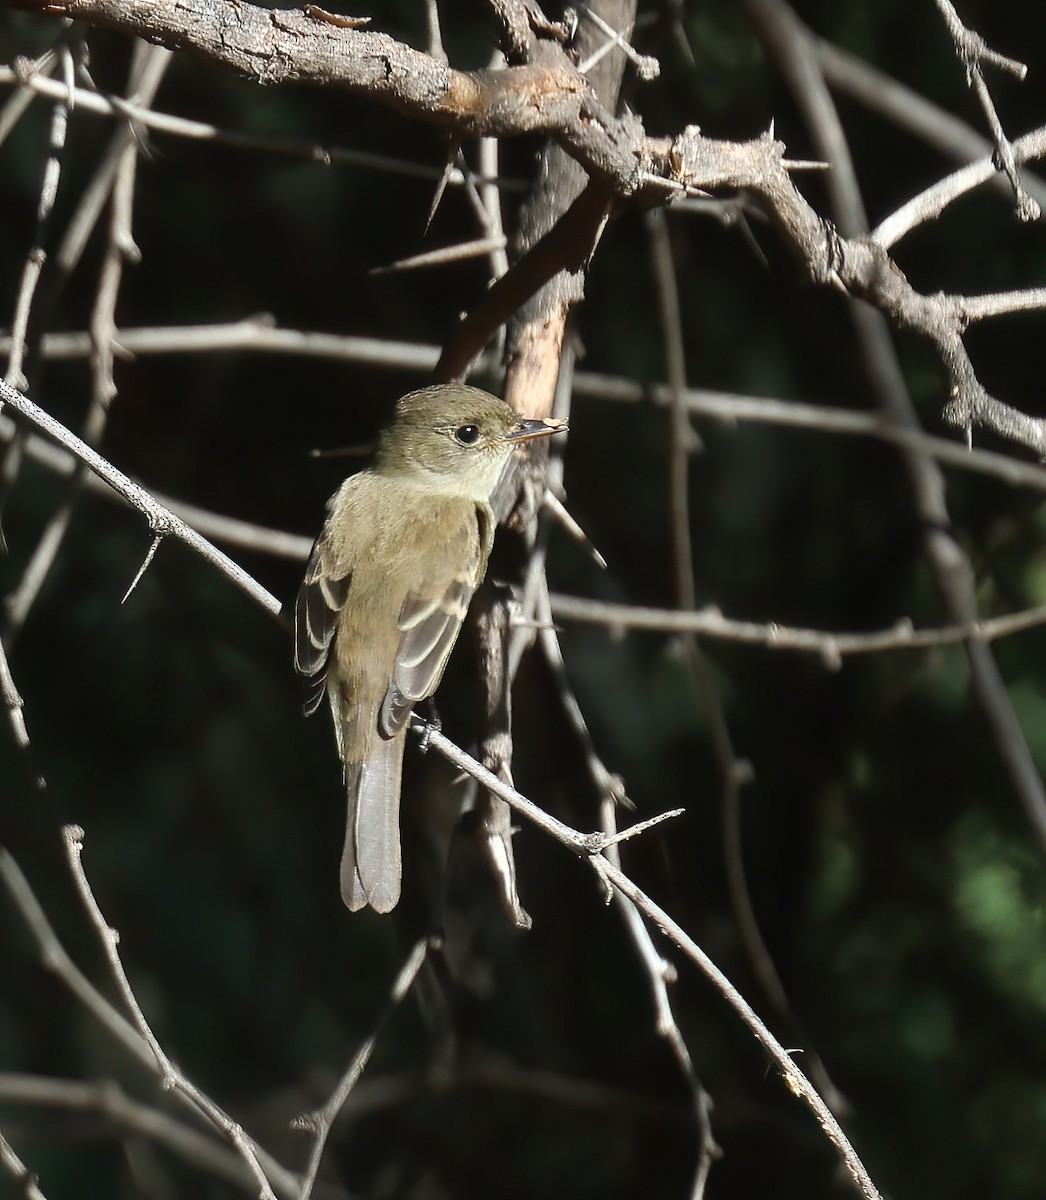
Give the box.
[294,533,352,717]
[379,507,485,737]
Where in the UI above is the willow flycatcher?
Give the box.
[295,384,566,913]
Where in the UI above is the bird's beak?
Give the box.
[502,417,568,442]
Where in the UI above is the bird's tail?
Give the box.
[340,732,405,913]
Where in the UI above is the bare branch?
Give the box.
[436,178,613,381]
[3,38,74,392]
[813,35,1046,215]
[0,378,283,618]
[0,1075,280,1196]
[597,795,720,1200]
[933,0,1027,79]
[16,0,645,194]
[0,319,457,370]
[665,125,1046,454]
[548,593,1046,659]
[61,825,278,1200]
[0,48,58,148]
[0,634,45,789]
[598,807,685,849]
[646,206,700,598]
[5,44,170,637]
[412,722,883,1200]
[577,4,660,80]
[747,0,1046,867]
[874,126,1046,248]
[10,0,1044,461]
[0,1130,49,1200]
[8,320,1046,494]
[933,0,1039,220]
[295,939,430,1199]
[960,287,1046,321]
[595,854,881,1200]
[369,235,507,276]
[0,63,525,189]
[0,849,306,1197]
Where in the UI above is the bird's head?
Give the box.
[374,384,566,499]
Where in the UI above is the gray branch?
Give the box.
[0,377,282,618]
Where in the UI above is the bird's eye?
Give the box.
[454,424,480,446]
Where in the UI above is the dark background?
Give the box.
[3,1,1046,1196]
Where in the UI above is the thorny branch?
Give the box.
[933,0,1040,221]
[13,0,646,194]
[746,0,1046,864]
[0,377,283,618]
[4,2,1046,1196]
[412,721,882,1200]
[7,320,1046,492]
[61,825,279,1200]
[0,847,306,1198]
[10,0,1046,455]
[9,387,1046,669]
[5,43,171,637]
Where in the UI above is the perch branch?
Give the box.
[412,722,882,1200]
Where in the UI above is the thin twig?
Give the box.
[0,66,526,192]
[748,0,1046,865]
[559,324,722,1199]
[422,0,448,64]
[369,235,507,276]
[0,1130,49,1200]
[14,320,1046,494]
[0,378,282,619]
[0,48,58,147]
[411,719,675,859]
[548,593,1046,658]
[599,808,685,848]
[933,0,1039,221]
[0,848,305,1197]
[413,724,882,1200]
[596,855,880,1199]
[812,34,1046,216]
[577,3,660,80]
[436,178,613,382]
[295,938,431,1199]
[0,1075,287,1197]
[476,90,510,283]
[534,578,628,807]
[3,39,74,393]
[5,44,170,637]
[647,191,821,1141]
[873,126,1046,248]
[60,825,278,1200]
[597,794,720,1199]
[0,633,46,789]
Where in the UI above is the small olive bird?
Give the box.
[295,384,566,913]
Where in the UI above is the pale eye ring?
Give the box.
[454,424,480,446]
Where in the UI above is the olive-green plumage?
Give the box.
[294,384,565,912]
